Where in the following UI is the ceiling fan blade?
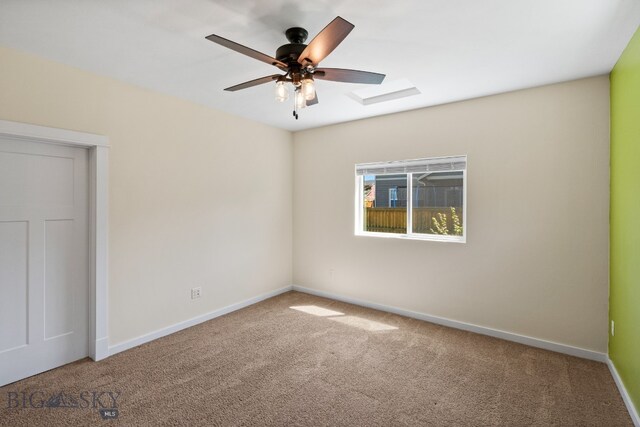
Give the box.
[224,74,282,92]
[206,34,288,70]
[297,17,354,66]
[314,68,385,84]
[307,93,319,106]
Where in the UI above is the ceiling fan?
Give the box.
[205,16,385,119]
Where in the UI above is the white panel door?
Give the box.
[0,137,89,386]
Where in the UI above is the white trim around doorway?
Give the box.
[0,119,110,361]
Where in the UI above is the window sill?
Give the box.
[354,231,466,243]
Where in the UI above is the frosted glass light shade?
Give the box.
[275,81,289,102]
[295,89,306,109]
[301,78,316,101]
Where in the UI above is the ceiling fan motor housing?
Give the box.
[276,43,307,65]
[277,27,310,65]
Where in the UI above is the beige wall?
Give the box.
[0,44,610,354]
[0,46,293,345]
[293,76,610,352]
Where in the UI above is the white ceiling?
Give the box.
[1,1,639,131]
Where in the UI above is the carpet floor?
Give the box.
[0,291,632,426]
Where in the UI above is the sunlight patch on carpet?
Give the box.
[290,305,344,317]
[328,315,398,331]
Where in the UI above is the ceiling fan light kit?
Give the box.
[205,16,385,120]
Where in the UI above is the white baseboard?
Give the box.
[92,337,109,361]
[103,283,637,423]
[291,285,607,363]
[107,283,608,363]
[108,286,293,356]
[608,359,640,426]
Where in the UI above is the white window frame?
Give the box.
[354,156,467,243]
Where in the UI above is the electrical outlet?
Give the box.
[191,287,202,300]
[611,320,615,336]
[329,269,335,283]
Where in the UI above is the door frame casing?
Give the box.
[0,119,109,361]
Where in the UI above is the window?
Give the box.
[388,187,398,207]
[355,156,466,242]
